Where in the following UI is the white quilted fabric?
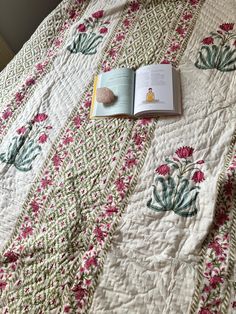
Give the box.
[89,0,236,313]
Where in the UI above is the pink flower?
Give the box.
[199,308,213,314]
[30,200,40,213]
[233,40,236,47]
[72,285,87,301]
[133,133,144,146]
[84,100,91,108]
[115,178,126,192]
[2,109,12,120]
[38,133,48,144]
[130,1,140,12]
[64,305,71,313]
[69,9,76,19]
[123,19,130,27]
[92,10,104,19]
[17,126,27,135]
[210,275,223,288]
[105,205,118,216]
[73,116,82,128]
[192,170,205,183]
[25,78,35,86]
[189,0,199,5]
[176,27,186,36]
[0,281,7,290]
[4,251,19,263]
[196,160,204,164]
[175,146,194,158]
[108,48,117,58]
[213,298,221,306]
[22,226,33,238]
[125,156,137,168]
[224,180,233,196]
[219,23,234,32]
[54,39,62,47]
[203,285,212,293]
[183,13,193,20]
[100,27,108,34]
[52,154,62,167]
[202,37,214,45]
[33,113,48,123]
[77,23,86,32]
[36,63,45,72]
[208,240,223,256]
[63,136,73,145]
[215,211,229,226]
[139,118,152,125]
[84,257,97,269]
[85,279,91,286]
[161,59,170,64]
[155,164,170,176]
[116,33,125,41]
[170,42,180,52]
[94,227,105,242]
[41,177,53,189]
[15,92,24,102]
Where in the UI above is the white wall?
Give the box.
[0,0,62,53]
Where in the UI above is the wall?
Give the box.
[0,0,62,53]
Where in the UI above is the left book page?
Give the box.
[90,68,135,118]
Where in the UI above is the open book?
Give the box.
[90,64,181,118]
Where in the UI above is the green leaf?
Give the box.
[175,191,199,212]
[210,45,219,66]
[174,179,189,206]
[5,136,25,163]
[147,199,166,212]
[152,184,165,208]
[177,206,198,217]
[0,153,7,163]
[155,177,169,208]
[167,176,175,208]
[14,141,42,171]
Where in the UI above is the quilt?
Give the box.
[0,0,236,313]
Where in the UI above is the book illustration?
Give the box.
[145,87,159,104]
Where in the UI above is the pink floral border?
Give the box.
[197,152,236,314]
[0,0,204,313]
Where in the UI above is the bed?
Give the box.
[0,0,235,313]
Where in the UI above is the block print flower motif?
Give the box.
[0,113,52,172]
[67,10,110,55]
[195,23,236,71]
[147,146,205,217]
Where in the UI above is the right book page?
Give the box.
[133,64,181,116]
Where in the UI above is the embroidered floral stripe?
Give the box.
[190,134,236,314]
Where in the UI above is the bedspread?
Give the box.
[0,0,236,313]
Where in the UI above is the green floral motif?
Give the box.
[68,33,103,55]
[67,10,110,55]
[195,23,236,72]
[0,113,52,172]
[147,146,205,217]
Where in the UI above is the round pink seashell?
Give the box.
[96,87,116,105]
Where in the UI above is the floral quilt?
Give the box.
[0,0,235,313]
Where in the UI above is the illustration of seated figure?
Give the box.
[146,88,155,102]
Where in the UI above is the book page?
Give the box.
[133,64,174,115]
[93,68,134,117]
